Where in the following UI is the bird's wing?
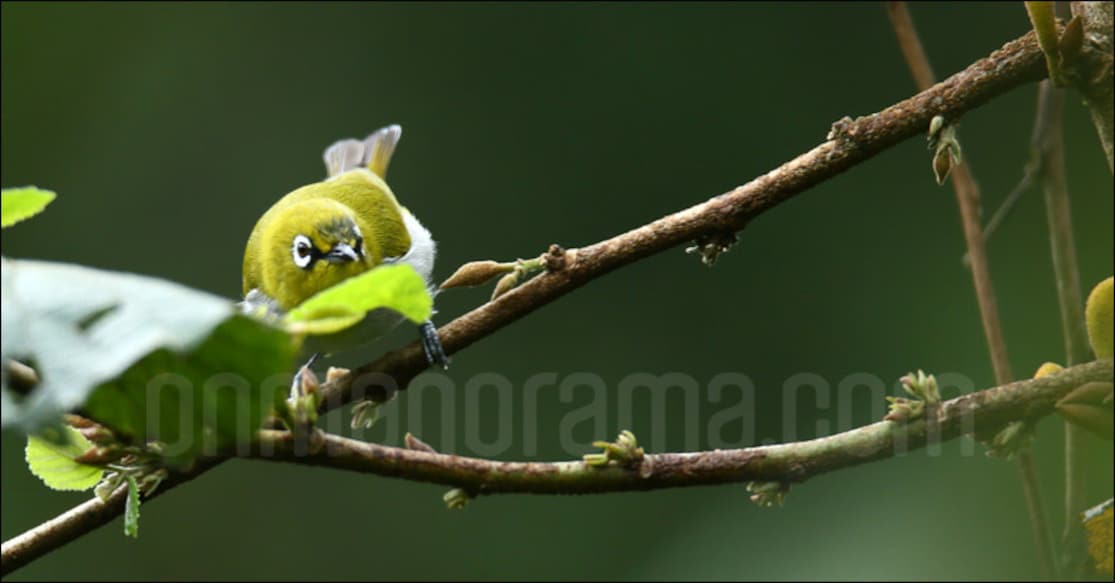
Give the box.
[385,208,436,285]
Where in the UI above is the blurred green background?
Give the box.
[2,2,1112,580]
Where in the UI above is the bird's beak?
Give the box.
[325,243,360,263]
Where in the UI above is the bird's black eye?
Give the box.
[291,234,316,269]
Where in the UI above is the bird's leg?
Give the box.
[419,320,449,370]
[290,352,322,399]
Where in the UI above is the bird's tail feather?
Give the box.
[322,124,402,179]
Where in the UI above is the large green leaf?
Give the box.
[2,258,296,466]
[284,263,433,335]
[1,187,56,228]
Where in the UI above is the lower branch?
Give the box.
[5,361,1106,575]
[258,361,1112,495]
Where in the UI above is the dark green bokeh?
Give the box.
[2,2,1112,580]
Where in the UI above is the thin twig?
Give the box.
[962,158,1039,266]
[886,2,937,89]
[260,361,1111,494]
[886,3,1055,579]
[883,0,1017,403]
[1034,82,1090,363]
[948,165,1015,382]
[1032,79,1092,577]
[0,28,1050,578]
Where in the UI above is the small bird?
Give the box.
[240,125,447,369]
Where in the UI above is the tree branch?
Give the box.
[0,458,222,576]
[261,361,1112,494]
[1,28,1050,577]
[316,28,1048,411]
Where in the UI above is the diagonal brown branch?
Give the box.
[1,28,1049,578]
[315,28,1048,411]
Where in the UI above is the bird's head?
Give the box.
[259,198,379,310]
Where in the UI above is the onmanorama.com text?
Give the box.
[143,370,982,459]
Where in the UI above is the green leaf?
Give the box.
[1,187,56,228]
[24,425,105,491]
[284,263,432,335]
[124,475,140,538]
[2,258,296,467]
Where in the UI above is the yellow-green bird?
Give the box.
[241,125,447,368]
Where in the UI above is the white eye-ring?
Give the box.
[291,234,315,269]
